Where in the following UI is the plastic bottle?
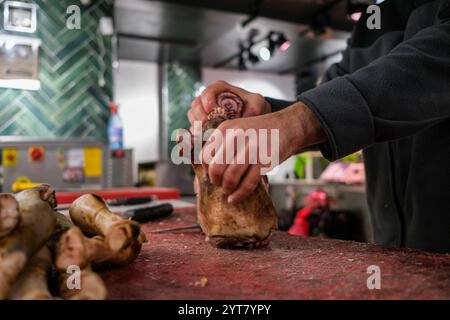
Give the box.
[108,101,123,150]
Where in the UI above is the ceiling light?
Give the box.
[259,47,271,61]
[276,33,291,52]
[0,79,40,91]
[350,12,362,22]
[279,40,291,52]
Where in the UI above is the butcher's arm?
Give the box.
[262,36,352,153]
[297,21,450,161]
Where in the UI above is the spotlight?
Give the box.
[279,40,291,52]
[268,32,277,52]
[276,33,291,52]
[269,32,291,54]
[236,30,290,67]
[350,12,362,21]
[259,47,271,61]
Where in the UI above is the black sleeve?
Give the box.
[264,40,350,112]
[321,38,352,83]
[298,20,450,161]
[264,97,294,112]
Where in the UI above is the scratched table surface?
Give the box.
[100,207,450,300]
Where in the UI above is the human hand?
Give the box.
[188,80,271,131]
[201,102,326,204]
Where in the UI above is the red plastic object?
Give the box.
[56,187,180,205]
[288,189,330,236]
[112,150,125,158]
[288,207,312,236]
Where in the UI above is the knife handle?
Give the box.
[123,203,174,222]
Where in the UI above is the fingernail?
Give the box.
[227,196,234,204]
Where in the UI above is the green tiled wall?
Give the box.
[166,62,202,157]
[0,0,113,142]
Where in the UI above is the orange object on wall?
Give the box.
[29,146,45,162]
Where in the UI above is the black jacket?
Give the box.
[268,0,450,253]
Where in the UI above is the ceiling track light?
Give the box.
[213,30,290,69]
[258,31,290,62]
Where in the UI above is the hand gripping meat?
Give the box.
[192,92,278,248]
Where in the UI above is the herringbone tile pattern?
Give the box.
[167,62,201,156]
[0,0,113,142]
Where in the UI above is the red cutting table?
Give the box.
[56,187,180,204]
[100,207,450,300]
